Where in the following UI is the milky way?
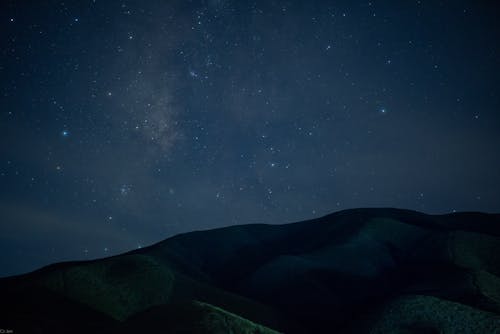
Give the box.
[1,0,500,276]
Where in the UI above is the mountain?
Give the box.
[1,208,500,333]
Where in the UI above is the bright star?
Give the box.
[61,130,69,137]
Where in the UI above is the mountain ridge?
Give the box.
[2,207,500,333]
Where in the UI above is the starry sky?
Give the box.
[1,0,500,277]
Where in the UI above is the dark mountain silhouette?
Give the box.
[1,208,500,333]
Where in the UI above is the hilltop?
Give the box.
[1,208,500,333]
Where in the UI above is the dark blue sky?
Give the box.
[1,0,500,277]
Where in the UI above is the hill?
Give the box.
[1,208,500,333]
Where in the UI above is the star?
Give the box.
[61,130,69,137]
[120,184,131,196]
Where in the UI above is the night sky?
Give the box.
[1,1,500,277]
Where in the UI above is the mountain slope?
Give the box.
[1,208,500,333]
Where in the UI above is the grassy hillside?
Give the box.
[1,208,500,333]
